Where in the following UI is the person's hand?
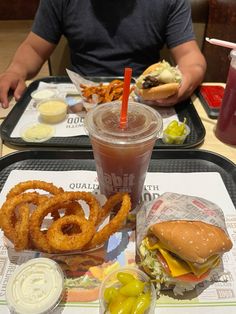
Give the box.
[152,72,195,107]
[0,71,26,108]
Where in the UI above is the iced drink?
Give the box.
[84,101,162,209]
[215,50,236,145]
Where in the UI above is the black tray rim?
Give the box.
[0,148,235,207]
[0,147,235,172]
[0,76,206,149]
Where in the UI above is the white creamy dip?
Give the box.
[31,89,57,101]
[37,99,68,123]
[6,258,64,314]
[21,123,54,142]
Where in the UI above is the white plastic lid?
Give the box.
[31,89,57,100]
[6,257,64,314]
[20,123,55,142]
[84,101,163,144]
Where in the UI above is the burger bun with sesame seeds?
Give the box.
[150,220,232,264]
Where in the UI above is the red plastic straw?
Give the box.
[120,67,133,129]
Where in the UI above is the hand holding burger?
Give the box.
[135,61,182,101]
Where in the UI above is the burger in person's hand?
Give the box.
[135,60,182,101]
[138,220,232,296]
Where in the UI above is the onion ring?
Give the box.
[6,180,64,199]
[14,204,30,251]
[84,193,131,250]
[49,200,85,222]
[53,201,85,234]
[29,191,100,253]
[47,215,95,251]
[1,192,41,243]
[6,180,64,223]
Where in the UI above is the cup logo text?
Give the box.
[97,167,135,193]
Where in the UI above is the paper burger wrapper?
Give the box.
[136,192,229,247]
[66,69,99,94]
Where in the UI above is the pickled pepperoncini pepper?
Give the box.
[103,271,152,314]
[163,117,189,144]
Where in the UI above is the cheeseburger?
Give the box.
[137,193,233,295]
[135,60,182,100]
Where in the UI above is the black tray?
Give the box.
[0,76,205,149]
[0,149,235,208]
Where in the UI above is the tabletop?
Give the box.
[0,83,235,164]
[0,81,236,313]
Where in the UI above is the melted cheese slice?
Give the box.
[146,238,220,278]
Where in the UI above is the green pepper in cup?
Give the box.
[162,118,190,144]
[99,267,156,314]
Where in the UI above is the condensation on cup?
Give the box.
[84,101,163,210]
[215,49,236,145]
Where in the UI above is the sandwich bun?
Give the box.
[150,220,233,264]
[142,63,162,75]
[136,61,181,100]
[137,82,180,100]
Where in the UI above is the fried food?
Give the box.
[6,180,64,199]
[85,193,131,249]
[29,191,100,253]
[6,180,64,223]
[80,79,134,104]
[1,192,41,243]
[14,204,30,251]
[0,181,131,254]
[47,215,95,251]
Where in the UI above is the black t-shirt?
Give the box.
[32,0,195,76]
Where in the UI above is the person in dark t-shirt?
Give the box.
[0,0,206,108]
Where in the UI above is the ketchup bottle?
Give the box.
[215,50,236,145]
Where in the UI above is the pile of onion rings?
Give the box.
[0,180,131,253]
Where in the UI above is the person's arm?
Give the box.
[158,40,206,106]
[0,32,56,108]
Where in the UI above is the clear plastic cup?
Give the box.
[99,266,156,314]
[20,123,55,142]
[6,257,64,314]
[162,124,190,144]
[84,101,163,210]
[31,89,58,104]
[215,49,236,145]
[37,98,68,124]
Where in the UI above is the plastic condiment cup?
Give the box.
[84,101,163,210]
[162,124,190,144]
[20,123,55,142]
[99,266,156,314]
[6,257,64,314]
[31,88,57,104]
[66,96,84,113]
[37,98,68,124]
[83,101,97,112]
